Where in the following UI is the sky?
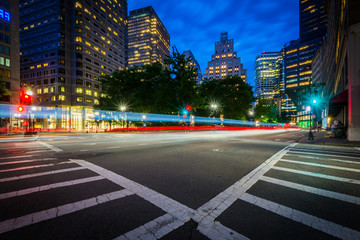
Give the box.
[128,0,300,87]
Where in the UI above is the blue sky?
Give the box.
[128,0,299,87]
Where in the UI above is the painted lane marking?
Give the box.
[0,189,133,234]
[0,158,58,166]
[37,141,63,152]
[239,193,360,240]
[25,150,50,154]
[261,176,360,206]
[80,149,89,152]
[0,167,86,183]
[272,166,360,185]
[115,214,185,240]
[106,146,125,149]
[193,143,298,240]
[200,221,250,240]
[288,150,360,159]
[0,176,105,200]
[279,159,360,173]
[70,159,194,223]
[285,153,360,165]
[137,143,148,146]
[0,161,73,173]
[0,155,36,160]
[355,147,360,151]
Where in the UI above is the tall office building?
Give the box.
[203,32,247,82]
[0,0,20,105]
[127,6,170,68]
[0,0,20,132]
[254,52,281,100]
[283,0,327,124]
[19,0,127,130]
[183,50,202,84]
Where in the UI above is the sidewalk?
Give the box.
[298,129,360,147]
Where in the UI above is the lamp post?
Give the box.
[120,106,126,128]
[308,99,317,140]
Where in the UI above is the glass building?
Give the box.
[203,32,247,82]
[254,52,281,100]
[283,0,327,124]
[19,0,127,130]
[127,6,170,68]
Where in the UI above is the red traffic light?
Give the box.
[185,105,191,111]
[18,106,24,112]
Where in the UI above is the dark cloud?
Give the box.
[128,0,299,86]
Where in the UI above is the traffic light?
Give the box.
[185,105,192,111]
[20,90,33,104]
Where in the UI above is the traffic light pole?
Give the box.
[308,108,314,140]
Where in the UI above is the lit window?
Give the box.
[94,91,98,97]
[86,89,92,95]
[51,96,56,101]
[43,88,48,93]
[76,88,83,93]
[5,59,10,67]
[76,97,83,102]
[59,95,65,101]
[37,89,42,94]
[75,36,82,42]
[50,87,55,92]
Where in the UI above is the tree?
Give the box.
[254,99,280,123]
[198,76,254,120]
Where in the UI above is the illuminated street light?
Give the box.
[120,106,126,111]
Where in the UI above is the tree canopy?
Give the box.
[98,47,254,120]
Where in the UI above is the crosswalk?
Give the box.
[230,145,360,240]
[0,141,359,239]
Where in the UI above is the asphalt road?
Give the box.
[0,129,359,240]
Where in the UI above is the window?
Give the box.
[76,79,83,85]
[51,96,56,101]
[76,88,83,93]
[37,89,42,94]
[94,91,98,97]
[86,82,91,87]
[50,87,55,92]
[43,88,49,93]
[0,57,4,65]
[59,95,65,101]
[76,96,83,102]
[85,89,92,95]
[59,86,65,92]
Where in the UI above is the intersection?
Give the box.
[0,130,359,239]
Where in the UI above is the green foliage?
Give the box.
[198,76,254,119]
[254,99,280,123]
[98,46,254,120]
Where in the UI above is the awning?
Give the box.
[329,89,348,117]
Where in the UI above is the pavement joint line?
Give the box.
[0,175,105,200]
[272,166,360,185]
[0,158,58,166]
[0,161,73,173]
[260,176,360,206]
[37,141,63,152]
[279,159,360,173]
[288,150,360,159]
[0,167,86,183]
[285,153,360,165]
[0,189,134,235]
[239,193,360,240]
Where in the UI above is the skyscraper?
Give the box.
[127,6,170,68]
[254,52,281,101]
[283,0,327,123]
[183,50,202,84]
[19,0,127,130]
[203,32,247,82]
[0,0,20,105]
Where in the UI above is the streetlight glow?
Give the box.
[312,99,317,104]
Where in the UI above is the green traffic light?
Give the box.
[312,99,317,104]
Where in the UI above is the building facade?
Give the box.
[203,32,247,82]
[283,0,327,125]
[127,6,170,68]
[312,0,360,140]
[183,50,202,84]
[254,52,281,101]
[19,0,127,130]
[0,0,20,106]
